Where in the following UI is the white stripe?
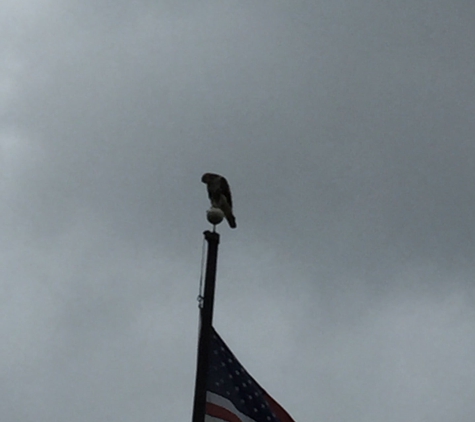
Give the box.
[207,391,257,422]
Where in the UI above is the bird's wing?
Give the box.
[219,176,233,208]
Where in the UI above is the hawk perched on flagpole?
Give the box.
[201,173,237,228]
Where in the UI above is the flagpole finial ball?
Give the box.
[207,207,224,225]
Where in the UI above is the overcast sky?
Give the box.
[1,1,475,421]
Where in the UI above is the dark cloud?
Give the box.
[1,0,474,420]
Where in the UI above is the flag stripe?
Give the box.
[206,417,238,422]
[207,392,257,422]
[206,403,243,422]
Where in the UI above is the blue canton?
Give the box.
[207,329,280,422]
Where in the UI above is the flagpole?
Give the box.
[192,230,220,422]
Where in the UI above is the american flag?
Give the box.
[206,328,296,422]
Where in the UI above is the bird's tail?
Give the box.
[219,198,237,229]
[227,214,237,229]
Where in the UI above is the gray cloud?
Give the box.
[1,0,474,421]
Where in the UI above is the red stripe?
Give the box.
[206,402,244,422]
[265,393,296,422]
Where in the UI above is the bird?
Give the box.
[201,173,237,228]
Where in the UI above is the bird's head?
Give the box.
[201,173,219,184]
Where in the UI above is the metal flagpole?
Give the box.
[192,230,220,422]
